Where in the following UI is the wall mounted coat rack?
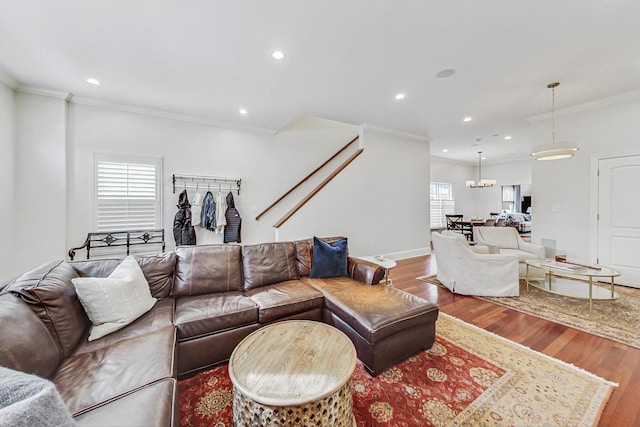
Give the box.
[172,174,242,195]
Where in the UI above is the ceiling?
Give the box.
[1,0,639,163]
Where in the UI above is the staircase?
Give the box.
[255,135,363,229]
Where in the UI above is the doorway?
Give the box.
[598,155,640,287]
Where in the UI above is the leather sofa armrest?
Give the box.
[347,257,385,285]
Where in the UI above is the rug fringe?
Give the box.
[438,312,619,387]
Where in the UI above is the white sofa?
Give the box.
[431,232,519,297]
[473,226,544,278]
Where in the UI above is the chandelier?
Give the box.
[530,82,579,161]
[466,151,496,188]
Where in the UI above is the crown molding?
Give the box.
[362,123,430,142]
[0,68,18,90]
[430,155,475,166]
[69,95,277,135]
[16,84,73,100]
[527,89,640,123]
[431,153,532,166]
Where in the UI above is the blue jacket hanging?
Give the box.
[200,191,216,231]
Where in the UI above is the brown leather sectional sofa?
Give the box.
[0,238,439,426]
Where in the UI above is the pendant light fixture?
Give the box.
[466,151,496,188]
[530,82,579,161]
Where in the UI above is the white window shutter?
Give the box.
[430,182,455,228]
[95,156,161,231]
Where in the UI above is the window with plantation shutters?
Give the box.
[95,154,162,232]
[430,182,455,228]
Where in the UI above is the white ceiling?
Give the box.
[1,0,639,163]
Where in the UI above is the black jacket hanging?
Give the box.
[173,190,196,246]
[223,191,242,243]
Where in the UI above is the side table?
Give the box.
[228,320,357,426]
[356,255,397,286]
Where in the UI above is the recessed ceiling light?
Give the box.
[86,78,100,85]
[442,149,449,153]
[463,117,472,122]
[239,108,248,115]
[504,135,512,140]
[435,69,456,79]
[395,93,405,100]
[271,50,285,60]
[481,156,487,160]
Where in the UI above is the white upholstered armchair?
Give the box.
[441,230,490,254]
[431,232,519,297]
[472,226,545,278]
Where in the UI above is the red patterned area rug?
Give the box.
[178,314,616,426]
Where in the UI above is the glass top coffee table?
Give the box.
[525,259,620,309]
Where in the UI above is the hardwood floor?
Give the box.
[391,255,639,427]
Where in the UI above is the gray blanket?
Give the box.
[0,366,75,427]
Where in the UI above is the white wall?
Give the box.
[431,157,532,224]
[0,83,16,280]
[249,115,361,242]
[67,103,270,252]
[529,97,640,261]
[278,128,431,257]
[67,104,430,261]
[430,157,475,219]
[13,92,68,275]
[473,160,532,218]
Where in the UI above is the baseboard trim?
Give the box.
[383,247,431,260]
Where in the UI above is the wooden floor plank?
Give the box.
[390,255,639,427]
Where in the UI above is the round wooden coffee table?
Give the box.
[228,320,357,426]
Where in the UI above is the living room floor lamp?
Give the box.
[530,82,579,161]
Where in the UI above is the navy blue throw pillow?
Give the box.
[309,237,348,278]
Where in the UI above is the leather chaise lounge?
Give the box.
[0,237,439,426]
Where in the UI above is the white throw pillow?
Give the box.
[72,255,157,341]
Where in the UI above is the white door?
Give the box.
[598,155,640,287]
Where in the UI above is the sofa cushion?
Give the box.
[174,292,258,340]
[245,280,324,323]
[53,327,176,417]
[71,252,176,299]
[72,256,157,341]
[322,286,439,344]
[242,242,299,291]
[73,298,175,355]
[310,237,348,278]
[73,378,176,427]
[294,239,314,277]
[302,276,366,293]
[5,261,88,358]
[294,237,345,277]
[0,294,62,378]
[172,245,243,296]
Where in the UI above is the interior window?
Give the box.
[94,154,162,231]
